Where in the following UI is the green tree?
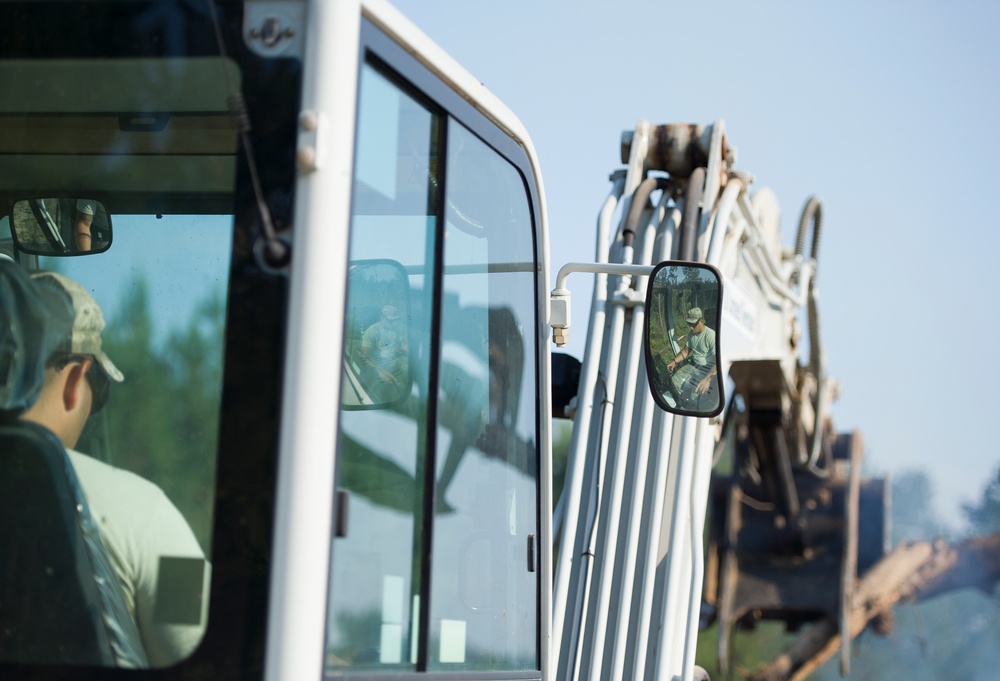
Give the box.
[79,276,225,551]
[963,465,1000,534]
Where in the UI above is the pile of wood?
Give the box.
[748,532,1000,681]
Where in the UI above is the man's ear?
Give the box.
[61,360,90,414]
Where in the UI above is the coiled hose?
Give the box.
[795,196,829,471]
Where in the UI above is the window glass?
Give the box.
[325,63,439,672]
[326,61,539,676]
[40,214,231,555]
[427,121,537,671]
[0,55,236,670]
[1,1,302,674]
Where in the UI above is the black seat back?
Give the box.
[0,420,145,667]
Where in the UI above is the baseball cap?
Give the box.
[31,272,124,383]
[685,307,703,325]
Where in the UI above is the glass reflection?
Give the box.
[11,199,112,255]
[646,264,723,416]
[326,64,539,675]
[428,120,537,672]
[325,63,436,671]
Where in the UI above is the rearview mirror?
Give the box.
[644,262,724,417]
[341,260,412,409]
[10,199,112,255]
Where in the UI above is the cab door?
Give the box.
[320,21,546,678]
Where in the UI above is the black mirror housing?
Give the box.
[10,199,112,256]
[644,261,724,418]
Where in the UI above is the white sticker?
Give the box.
[382,575,404,624]
[722,275,758,345]
[439,619,467,663]
[379,624,402,664]
[410,595,420,664]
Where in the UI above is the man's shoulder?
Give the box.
[67,449,170,504]
[67,449,201,554]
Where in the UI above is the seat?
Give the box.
[0,420,146,667]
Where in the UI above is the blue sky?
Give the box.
[392,0,1000,528]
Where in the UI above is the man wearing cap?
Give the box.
[20,271,208,666]
[360,304,409,400]
[666,306,717,400]
[72,200,95,252]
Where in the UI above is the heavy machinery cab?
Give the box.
[0,3,882,681]
[1,1,550,679]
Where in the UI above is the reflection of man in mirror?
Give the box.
[666,306,717,399]
[63,199,109,253]
[361,304,409,400]
[74,200,95,252]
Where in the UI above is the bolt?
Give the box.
[297,146,316,169]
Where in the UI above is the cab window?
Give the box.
[324,57,540,675]
[0,1,300,676]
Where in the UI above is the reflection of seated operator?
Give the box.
[360,305,408,399]
[73,200,95,252]
[20,271,209,666]
[666,307,717,398]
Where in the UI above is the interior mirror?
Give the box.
[644,261,724,417]
[10,199,112,255]
[341,259,412,409]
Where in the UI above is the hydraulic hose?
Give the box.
[795,195,822,263]
[621,177,672,250]
[796,196,827,470]
[798,196,823,385]
[677,167,705,261]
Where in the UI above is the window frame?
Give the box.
[322,19,545,681]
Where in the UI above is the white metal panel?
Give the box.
[264,1,361,680]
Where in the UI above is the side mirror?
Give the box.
[10,199,112,255]
[341,259,412,409]
[644,261,724,418]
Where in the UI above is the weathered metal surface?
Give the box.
[620,123,730,177]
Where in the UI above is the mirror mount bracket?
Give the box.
[550,262,655,347]
[611,287,645,308]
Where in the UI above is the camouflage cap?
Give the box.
[31,272,124,383]
[685,307,704,324]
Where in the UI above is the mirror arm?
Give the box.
[550,262,655,347]
[553,262,654,291]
